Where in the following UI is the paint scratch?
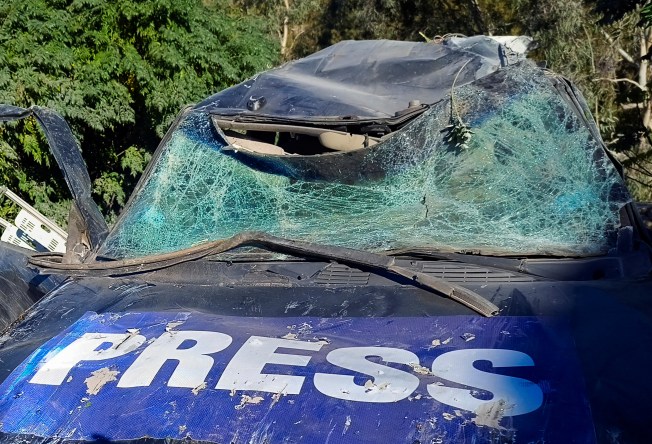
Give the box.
[84,368,119,395]
[342,415,352,435]
[461,333,476,342]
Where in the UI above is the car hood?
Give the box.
[1,256,652,443]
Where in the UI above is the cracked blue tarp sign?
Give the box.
[0,312,594,443]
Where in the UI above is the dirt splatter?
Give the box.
[191,382,207,395]
[271,391,286,406]
[442,412,455,421]
[363,379,389,392]
[235,395,265,410]
[472,399,510,429]
[461,333,476,342]
[408,362,433,376]
[84,368,119,395]
[166,321,184,332]
[297,322,312,334]
[284,301,300,313]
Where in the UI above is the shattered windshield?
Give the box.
[99,63,631,259]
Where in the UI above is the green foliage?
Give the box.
[444,61,474,151]
[310,0,487,50]
[639,2,652,27]
[0,0,279,226]
[120,146,152,178]
[511,0,652,200]
[235,0,322,60]
[1,0,651,229]
[593,0,644,24]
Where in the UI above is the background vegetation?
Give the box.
[0,0,279,224]
[1,0,651,228]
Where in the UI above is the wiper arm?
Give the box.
[388,248,534,274]
[29,231,499,317]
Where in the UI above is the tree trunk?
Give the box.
[280,0,290,58]
[640,28,651,133]
[466,0,487,34]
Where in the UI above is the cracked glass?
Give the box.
[99,63,631,259]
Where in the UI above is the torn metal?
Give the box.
[0,105,108,249]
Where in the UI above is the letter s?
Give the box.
[314,347,419,402]
[427,349,543,416]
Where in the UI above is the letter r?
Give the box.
[118,331,232,388]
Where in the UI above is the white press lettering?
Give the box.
[118,331,232,388]
[215,336,323,394]
[427,349,543,415]
[30,332,145,385]
[314,347,420,402]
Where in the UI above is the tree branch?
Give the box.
[594,77,647,92]
[287,28,305,54]
[601,29,638,66]
[627,162,652,177]
[626,174,652,188]
[621,103,646,110]
[280,0,290,57]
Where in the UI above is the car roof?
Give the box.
[195,37,532,121]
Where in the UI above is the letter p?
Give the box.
[30,332,145,385]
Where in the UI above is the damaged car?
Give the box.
[0,36,651,444]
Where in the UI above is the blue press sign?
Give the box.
[0,312,594,443]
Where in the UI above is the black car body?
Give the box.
[1,36,651,444]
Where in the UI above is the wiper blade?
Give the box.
[389,248,533,273]
[30,231,499,317]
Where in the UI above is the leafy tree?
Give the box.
[593,0,643,23]
[514,0,619,131]
[314,0,486,46]
[0,0,279,225]
[491,0,652,200]
[235,0,322,60]
[600,2,652,200]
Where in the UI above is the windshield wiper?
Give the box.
[29,231,499,317]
